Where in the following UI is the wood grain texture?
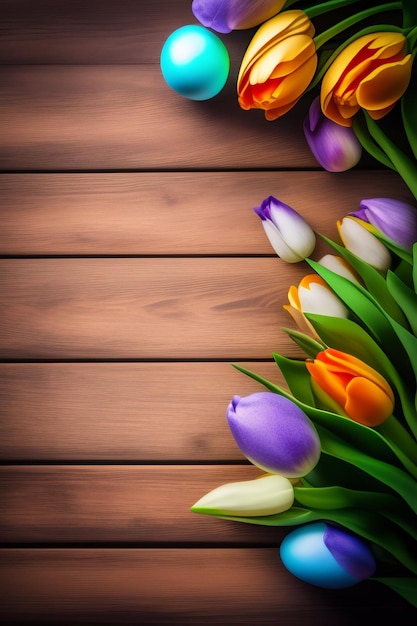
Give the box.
[0,0,248,65]
[0,0,399,65]
[0,171,412,256]
[0,549,413,625]
[0,64,324,171]
[0,257,307,360]
[1,0,414,621]
[0,362,282,460]
[0,465,290,544]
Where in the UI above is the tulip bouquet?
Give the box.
[160,0,417,610]
[191,192,417,605]
[190,0,417,193]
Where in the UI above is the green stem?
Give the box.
[406,24,417,49]
[303,0,361,20]
[311,2,402,49]
[401,0,417,28]
[378,415,417,480]
[352,116,397,170]
[363,111,417,201]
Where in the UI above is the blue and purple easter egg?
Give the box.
[280,522,376,589]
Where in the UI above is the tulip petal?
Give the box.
[355,198,417,250]
[317,255,361,284]
[226,392,321,477]
[344,377,394,426]
[338,217,392,272]
[191,473,294,516]
[357,56,412,111]
[298,281,349,318]
[268,200,316,259]
[261,219,305,262]
[320,32,409,125]
[191,0,286,34]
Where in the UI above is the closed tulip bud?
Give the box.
[287,274,349,318]
[337,216,391,272]
[305,348,395,426]
[192,0,286,34]
[317,254,361,285]
[321,32,412,126]
[280,522,376,589]
[191,473,294,516]
[237,10,317,120]
[226,392,321,478]
[351,197,417,251]
[254,195,316,262]
[303,97,362,172]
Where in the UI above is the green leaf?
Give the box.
[214,505,417,575]
[305,453,390,494]
[281,327,326,357]
[318,234,410,325]
[293,486,417,541]
[307,258,413,384]
[373,577,417,608]
[413,242,417,293]
[401,0,417,28]
[304,314,396,378]
[363,112,417,202]
[387,315,417,385]
[272,353,316,407]
[387,270,417,336]
[395,259,414,289]
[315,424,417,516]
[352,115,396,169]
[307,258,403,344]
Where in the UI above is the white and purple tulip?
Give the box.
[280,522,376,588]
[226,392,321,478]
[192,0,285,34]
[337,216,392,272]
[254,196,316,262]
[303,97,362,172]
[351,197,417,251]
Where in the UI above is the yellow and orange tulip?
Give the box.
[321,32,413,126]
[306,348,395,427]
[237,10,317,121]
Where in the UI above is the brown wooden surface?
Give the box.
[0,1,415,624]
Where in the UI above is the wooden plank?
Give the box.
[0,65,320,171]
[0,362,283,460]
[0,0,398,66]
[0,171,412,256]
[0,0,251,65]
[0,465,290,544]
[0,257,308,360]
[0,549,412,624]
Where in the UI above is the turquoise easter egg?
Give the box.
[160,25,230,100]
[280,522,376,589]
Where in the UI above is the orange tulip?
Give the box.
[237,10,317,121]
[306,348,394,426]
[321,32,413,126]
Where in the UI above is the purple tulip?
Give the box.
[303,97,362,172]
[351,197,417,250]
[226,392,321,477]
[192,0,285,34]
[254,196,316,262]
[280,522,376,588]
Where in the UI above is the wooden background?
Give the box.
[0,1,416,623]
